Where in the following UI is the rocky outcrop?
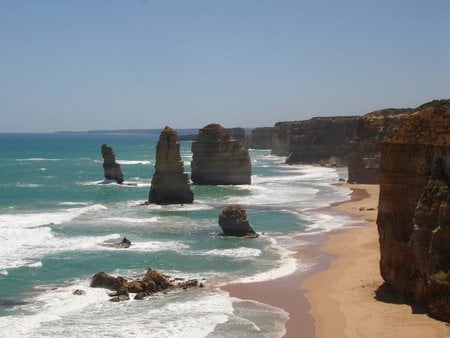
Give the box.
[149,127,194,204]
[377,99,450,322]
[91,268,200,301]
[218,205,258,237]
[191,124,251,185]
[249,127,272,149]
[101,144,124,183]
[102,237,131,249]
[282,117,360,165]
[348,108,412,183]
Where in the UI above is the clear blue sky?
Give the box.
[1,0,449,132]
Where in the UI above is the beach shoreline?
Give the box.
[223,183,450,337]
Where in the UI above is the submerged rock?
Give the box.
[149,127,194,204]
[218,205,258,237]
[101,144,124,184]
[191,124,251,185]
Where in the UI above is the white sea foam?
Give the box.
[234,237,310,284]
[303,209,362,232]
[58,201,89,206]
[101,240,190,252]
[0,281,234,338]
[15,182,42,188]
[27,261,43,268]
[202,247,262,259]
[0,204,108,271]
[16,158,61,162]
[116,160,151,165]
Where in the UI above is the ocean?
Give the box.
[0,132,355,337]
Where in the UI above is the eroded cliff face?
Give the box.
[249,127,273,149]
[272,117,360,164]
[149,127,194,204]
[348,109,412,183]
[377,100,450,322]
[191,124,251,185]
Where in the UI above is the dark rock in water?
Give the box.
[117,237,131,248]
[191,124,251,185]
[109,294,130,302]
[72,289,86,296]
[101,144,124,184]
[149,127,194,204]
[0,299,28,307]
[102,237,132,249]
[90,271,127,290]
[377,99,450,322]
[218,205,258,237]
[90,267,201,302]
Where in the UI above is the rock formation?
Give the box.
[271,117,360,164]
[101,144,124,184]
[228,127,248,148]
[377,99,450,322]
[281,117,360,165]
[348,108,412,183]
[191,124,251,185]
[102,237,131,249]
[149,127,194,204]
[249,127,273,149]
[218,205,258,237]
[91,268,200,301]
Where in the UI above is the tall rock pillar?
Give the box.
[149,127,194,204]
[101,144,124,184]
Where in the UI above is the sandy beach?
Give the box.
[224,183,450,337]
[303,183,449,338]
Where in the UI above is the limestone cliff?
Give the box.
[101,144,124,184]
[149,127,194,204]
[377,99,450,322]
[348,108,412,183]
[272,117,360,164]
[191,124,251,185]
[228,127,248,148]
[249,127,273,149]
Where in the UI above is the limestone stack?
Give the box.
[101,144,124,184]
[149,127,194,204]
[377,99,450,322]
[191,124,251,185]
[218,205,257,237]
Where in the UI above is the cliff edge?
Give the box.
[377,99,450,322]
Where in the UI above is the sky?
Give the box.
[1,0,449,132]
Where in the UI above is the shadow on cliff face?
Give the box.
[374,282,428,314]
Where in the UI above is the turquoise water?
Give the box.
[0,133,353,337]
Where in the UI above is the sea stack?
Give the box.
[101,144,124,184]
[149,127,194,204]
[191,124,251,185]
[377,100,450,322]
[218,205,258,237]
